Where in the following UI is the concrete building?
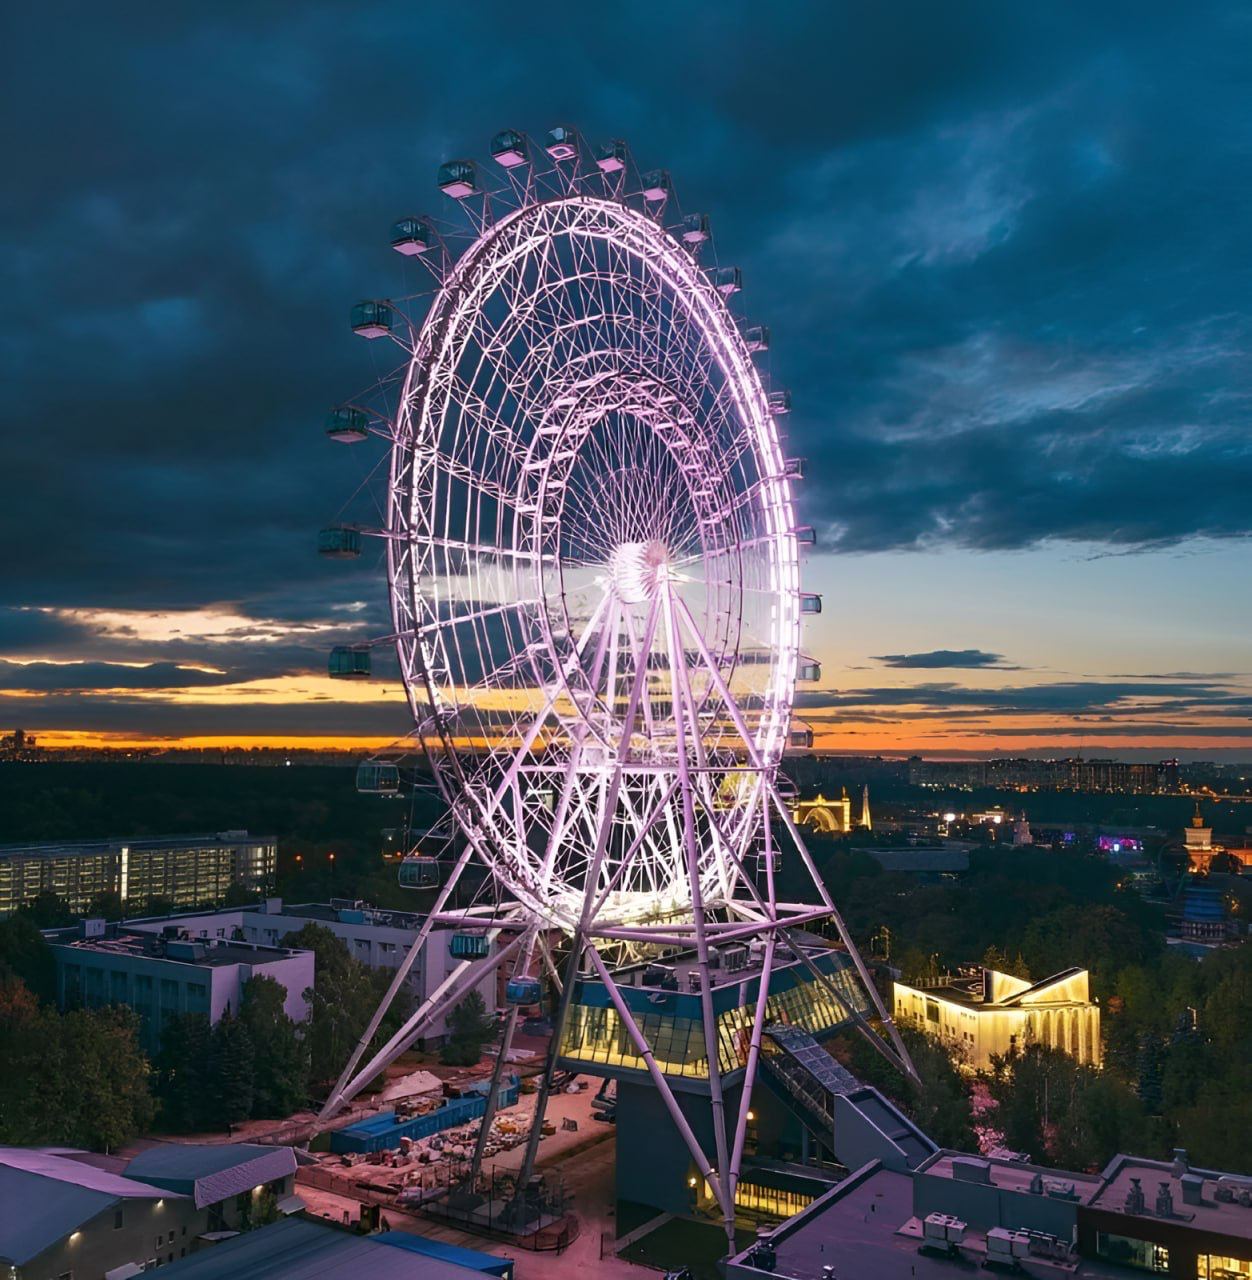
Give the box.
[894,965,1101,1070]
[120,898,496,1045]
[727,1147,1252,1279]
[0,831,277,917]
[0,1143,298,1280]
[42,921,313,1052]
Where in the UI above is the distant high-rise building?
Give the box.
[0,831,277,917]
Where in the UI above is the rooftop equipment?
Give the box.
[350,301,393,339]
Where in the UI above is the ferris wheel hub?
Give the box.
[608,539,671,604]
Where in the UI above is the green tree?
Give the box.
[156,1012,214,1131]
[209,1010,256,1127]
[0,913,57,1004]
[240,975,309,1117]
[440,991,496,1067]
[281,922,409,1085]
[58,1006,154,1150]
[19,891,73,928]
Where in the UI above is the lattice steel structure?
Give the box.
[317,126,916,1245]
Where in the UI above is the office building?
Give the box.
[121,898,496,1045]
[42,921,313,1052]
[0,831,277,917]
[727,1146,1252,1279]
[0,1143,298,1280]
[894,965,1102,1070]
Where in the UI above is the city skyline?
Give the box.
[4,4,1249,759]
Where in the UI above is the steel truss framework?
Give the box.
[318,126,916,1248]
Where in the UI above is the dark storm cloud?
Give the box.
[2,2,1249,739]
[0,661,238,692]
[873,649,1013,669]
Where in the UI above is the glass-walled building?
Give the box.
[0,831,277,916]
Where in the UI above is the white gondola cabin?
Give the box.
[545,126,578,161]
[768,390,792,416]
[595,140,626,173]
[640,169,671,202]
[681,213,710,244]
[355,762,400,795]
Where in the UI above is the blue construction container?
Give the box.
[329,1077,519,1154]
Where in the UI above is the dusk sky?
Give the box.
[3,3,1249,758]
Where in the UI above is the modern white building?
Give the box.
[42,921,313,1052]
[894,966,1102,1071]
[123,898,499,1045]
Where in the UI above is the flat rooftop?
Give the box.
[1089,1154,1252,1243]
[610,936,835,996]
[731,1164,1129,1280]
[44,926,304,968]
[919,1150,1102,1203]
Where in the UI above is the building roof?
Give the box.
[0,1147,179,1265]
[1088,1153,1252,1243]
[902,966,1091,1011]
[917,1150,1103,1203]
[728,1162,1128,1279]
[44,926,306,969]
[124,1144,298,1209]
[151,1217,486,1278]
[861,846,971,873]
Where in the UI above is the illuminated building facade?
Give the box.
[791,789,853,834]
[0,831,276,917]
[894,966,1101,1071]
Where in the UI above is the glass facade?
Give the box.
[0,836,276,916]
[558,955,866,1079]
[1198,1256,1252,1279]
[1095,1232,1170,1272]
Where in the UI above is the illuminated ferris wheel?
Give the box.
[318,126,914,1240]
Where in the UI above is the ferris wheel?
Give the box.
[317,126,915,1242]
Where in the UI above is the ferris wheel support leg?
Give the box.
[512,591,664,1221]
[728,933,776,1202]
[318,838,481,1123]
[510,927,586,1230]
[662,584,736,1249]
[468,932,539,1193]
[328,931,527,1117]
[584,941,731,1221]
[669,591,920,1087]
